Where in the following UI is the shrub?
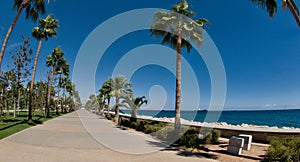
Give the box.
[154,125,174,142]
[264,137,300,162]
[199,130,220,145]
[120,117,130,127]
[177,128,200,148]
[211,130,221,144]
[129,122,138,129]
[136,120,147,132]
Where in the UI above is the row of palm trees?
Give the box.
[0,0,80,121]
[86,76,148,123]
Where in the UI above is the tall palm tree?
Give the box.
[65,79,75,111]
[55,59,69,113]
[110,76,132,123]
[100,79,112,113]
[250,0,300,27]
[150,0,209,133]
[28,14,58,120]
[60,76,69,112]
[0,0,53,69]
[46,47,63,117]
[121,95,147,122]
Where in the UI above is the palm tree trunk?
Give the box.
[29,38,43,121]
[115,96,119,124]
[47,66,54,118]
[62,85,66,113]
[107,97,110,112]
[175,28,182,134]
[286,0,300,27]
[0,0,29,69]
[56,74,61,115]
[130,110,137,122]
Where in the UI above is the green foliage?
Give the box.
[118,116,221,148]
[135,120,148,132]
[154,125,174,142]
[211,129,221,144]
[264,137,300,162]
[177,128,200,148]
[199,130,221,145]
[177,128,220,147]
[129,121,137,129]
[120,117,130,127]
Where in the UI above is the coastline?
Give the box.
[117,112,300,143]
[119,113,300,132]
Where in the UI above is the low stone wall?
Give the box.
[215,128,300,143]
[118,114,300,144]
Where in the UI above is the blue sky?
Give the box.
[0,0,299,110]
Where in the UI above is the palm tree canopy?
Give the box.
[13,0,47,22]
[55,58,69,76]
[32,14,58,40]
[46,47,64,68]
[121,96,148,112]
[150,0,209,53]
[110,75,132,98]
[66,80,74,96]
[249,0,299,18]
[100,78,112,100]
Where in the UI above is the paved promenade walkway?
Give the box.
[0,109,217,162]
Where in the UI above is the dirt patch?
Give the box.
[182,138,268,162]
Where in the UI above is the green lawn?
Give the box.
[0,111,65,140]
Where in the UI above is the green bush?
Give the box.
[177,128,200,148]
[154,125,174,142]
[129,122,137,129]
[264,137,300,162]
[120,117,130,127]
[199,130,220,145]
[135,120,148,132]
[211,130,221,144]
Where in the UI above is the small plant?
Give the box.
[210,130,221,144]
[120,117,130,127]
[177,128,200,148]
[129,122,137,129]
[199,130,220,145]
[264,137,300,162]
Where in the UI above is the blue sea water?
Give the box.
[120,109,300,128]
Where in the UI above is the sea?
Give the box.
[120,109,300,128]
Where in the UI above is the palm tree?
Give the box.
[60,77,69,112]
[250,0,300,27]
[0,0,53,69]
[85,94,98,110]
[46,47,64,117]
[55,59,69,113]
[110,76,132,123]
[150,0,209,133]
[65,79,75,111]
[100,79,112,113]
[28,14,58,120]
[121,96,147,122]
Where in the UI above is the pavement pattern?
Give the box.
[0,109,218,162]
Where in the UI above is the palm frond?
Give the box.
[249,0,278,17]
[289,0,300,15]
[13,0,23,11]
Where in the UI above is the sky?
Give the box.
[0,0,299,110]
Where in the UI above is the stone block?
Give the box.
[238,134,252,150]
[229,136,244,148]
[227,145,243,155]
